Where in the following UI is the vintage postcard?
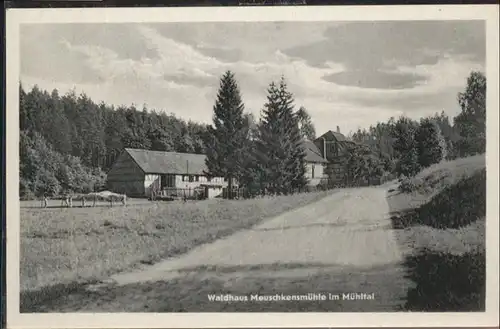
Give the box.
[5,4,500,328]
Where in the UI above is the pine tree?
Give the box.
[415,117,444,168]
[235,113,261,197]
[256,77,307,195]
[204,71,249,199]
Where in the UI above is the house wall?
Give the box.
[207,186,224,198]
[144,173,228,198]
[106,152,145,197]
[175,174,226,189]
[144,174,161,196]
[306,162,325,186]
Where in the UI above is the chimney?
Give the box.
[336,126,340,134]
[322,137,327,159]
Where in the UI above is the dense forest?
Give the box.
[19,83,208,198]
[19,70,486,199]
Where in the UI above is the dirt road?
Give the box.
[27,185,413,312]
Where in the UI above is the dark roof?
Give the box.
[125,142,326,175]
[302,140,328,163]
[317,130,347,142]
[124,148,207,175]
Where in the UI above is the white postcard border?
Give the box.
[5,5,500,328]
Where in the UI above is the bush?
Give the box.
[398,175,420,193]
[404,248,485,311]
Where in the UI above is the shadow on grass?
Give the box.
[20,281,99,313]
[402,248,485,312]
[22,204,130,209]
[21,262,408,313]
[168,262,344,274]
[389,169,486,230]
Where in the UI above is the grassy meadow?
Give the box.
[387,154,486,311]
[21,190,332,292]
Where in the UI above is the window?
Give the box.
[207,177,212,182]
[311,164,315,178]
[167,175,175,187]
[161,175,168,188]
[189,175,194,182]
[182,175,188,182]
[195,176,200,182]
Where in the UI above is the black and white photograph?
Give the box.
[5,5,499,328]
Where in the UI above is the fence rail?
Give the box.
[38,192,127,208]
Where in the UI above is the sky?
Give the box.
[20,20,485,136]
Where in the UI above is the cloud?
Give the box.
[20,25,106,85]
[149,21,333,64]
[284,20,485,90]
[162,68,218,88]
[285,21,485,69]
[19,21,486,136]
[337,56,485,117]
[322,70,428,90]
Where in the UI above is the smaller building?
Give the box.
[314,126,356,187]
[106,148,227,198]
[302,139,328,186]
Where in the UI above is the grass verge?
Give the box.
[387,154,486,311]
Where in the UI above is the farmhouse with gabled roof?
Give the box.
[106,148,227,198]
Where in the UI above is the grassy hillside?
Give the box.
[387,154,486,311]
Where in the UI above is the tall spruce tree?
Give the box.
[204,71,248,199]
[257,77,307,195]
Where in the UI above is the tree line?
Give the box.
[19,69,486,199]
[344,71,486,181]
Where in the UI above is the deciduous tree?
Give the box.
[454,71,486,156]
[416,117,444,168]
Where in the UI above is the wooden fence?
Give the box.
[39,193,127,208]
